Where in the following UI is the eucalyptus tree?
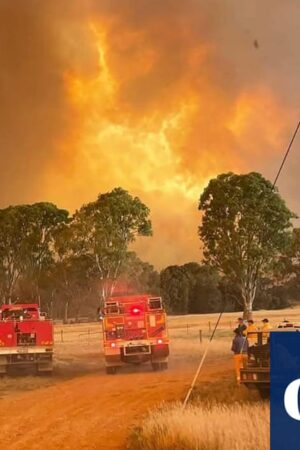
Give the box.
[69,188,152,302]
[199,172,295,318]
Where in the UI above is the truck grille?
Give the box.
[17,333,36,346]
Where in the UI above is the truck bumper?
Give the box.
[240,367,269,388]
[104,342,169,367]
[0,347,53,373]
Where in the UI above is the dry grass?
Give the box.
[126,309,277,450]
[128,402,269,450]
[168,306,300,331]
[192,376,265,406]
[126,332,269,450]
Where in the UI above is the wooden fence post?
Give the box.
[208,321,211,332]
[199,329,202,343]
[61,329,64,343]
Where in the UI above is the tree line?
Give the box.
[0,172,299,319]
[160,260,300,315]
[0,188,153,320]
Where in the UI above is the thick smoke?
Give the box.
[0,0,299,267]
[0,1,97,202]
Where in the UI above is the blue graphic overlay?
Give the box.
[271,331,300,449]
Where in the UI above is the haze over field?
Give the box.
[1,0,299,267]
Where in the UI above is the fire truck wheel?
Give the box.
[151,362,160,371]
[106,366,117,375]
[152,361,168,371]
[257,386,270,399]
[36,363,53,376]
[41,370,53,377]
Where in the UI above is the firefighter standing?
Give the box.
[236,317,247,336]
[231,329,248,383]
[261,318,272,343]
[246,319,257,350]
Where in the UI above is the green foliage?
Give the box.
[188,266,221,313]
[121,252,160,295]
[265,228,300,308]
[160,265,190,314]
[0,203,68,303]
[0,188,154,318]
[69,187,152,301]
[160,263,221,314]
[254,280,291,311]
[47,254,98,320]
[199,172,295,315]
[0,179,296,318]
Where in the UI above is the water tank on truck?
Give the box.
[0,303,53,375]
[102,295,169,374]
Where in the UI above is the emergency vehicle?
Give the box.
[240,326,300,395]
[0,303,53,374]
[102,295,169,374]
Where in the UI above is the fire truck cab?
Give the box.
[0,303,53,374]
[102,295,169,374]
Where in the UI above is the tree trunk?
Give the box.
[243,304,253,321]
[37,288,41,308]
[7,287,13,305]
[64,301,69,324]
[242,286,256,320]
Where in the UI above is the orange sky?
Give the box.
[0,1,299,268]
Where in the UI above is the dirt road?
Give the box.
[0,355,232,450]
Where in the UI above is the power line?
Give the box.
[272,120,300,188]
[182,308,224,409]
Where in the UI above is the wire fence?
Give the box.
[53,320,236,344]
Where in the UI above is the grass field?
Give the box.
[125,307,290,450]
[126,313,271,450]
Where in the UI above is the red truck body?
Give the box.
[0,303,53,374]
[102,295,169,374]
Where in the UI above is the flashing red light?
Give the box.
[131,307,140,315]
[111,342,116,348]
[157,339,163,344]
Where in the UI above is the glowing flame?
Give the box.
[43,18,296,268]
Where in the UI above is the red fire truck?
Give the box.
[0,303,53,374]
[102,295,169,374]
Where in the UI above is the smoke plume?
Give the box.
[0,0,299,267]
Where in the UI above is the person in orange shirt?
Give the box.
[231,329,248,383]
[246,319,258,359]
[261,318,272,343]
[246,319,257,344]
